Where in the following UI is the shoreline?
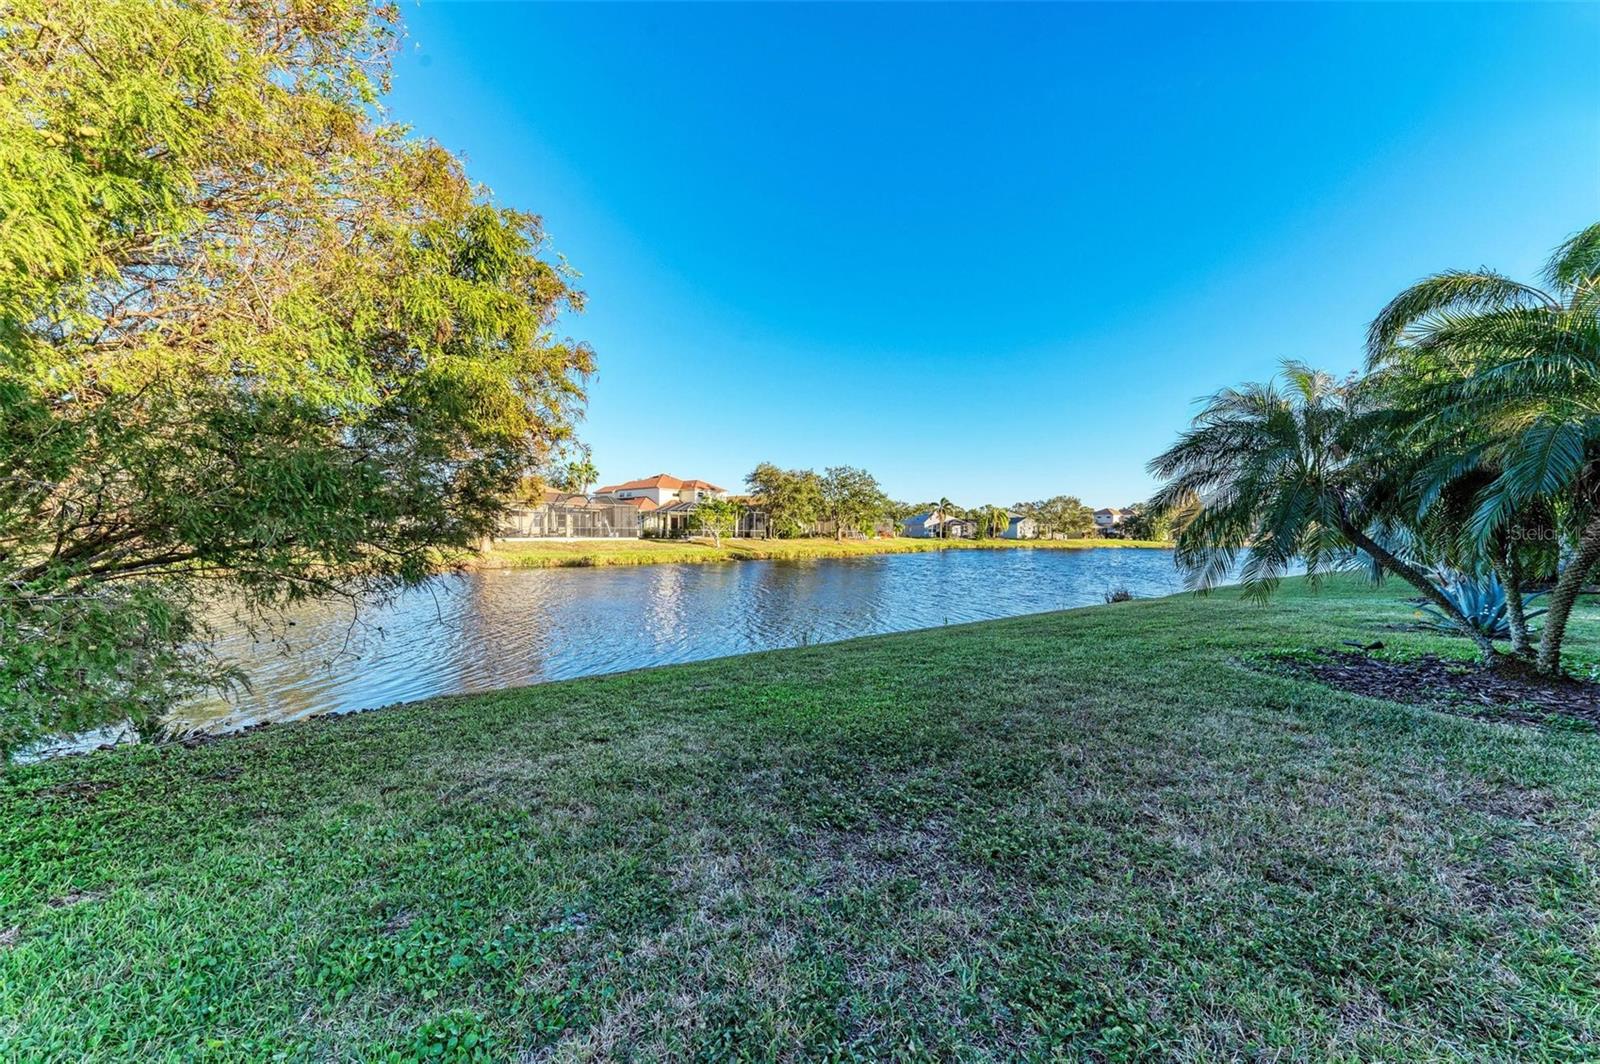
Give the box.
[475,535,1173,569]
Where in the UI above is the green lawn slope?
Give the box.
[2,577,1596,1060]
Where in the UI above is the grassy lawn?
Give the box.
[481,535,1170,568]
[3,577,1598,1060]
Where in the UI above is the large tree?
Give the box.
[1016,495,1095,539]
[1366,222,1600,674]
[1148,363,1499,662]
[0,0,593,755]
[743,463,823,538]
[1119,502,1186,543]
[819,467,890,542]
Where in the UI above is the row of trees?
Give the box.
[1149,221,1600,676]
[743,464,893,541]
[741,466,1137,543]
[1014,496,1097,538]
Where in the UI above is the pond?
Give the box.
[169,547,1190,736]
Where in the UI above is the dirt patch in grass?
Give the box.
[1278,650,1600,730]
[47,888,107,909]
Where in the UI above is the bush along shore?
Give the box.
[3,575,1597,1059]
[478,535,1173,569]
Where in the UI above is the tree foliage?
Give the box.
[1015,495,1095,539]
[0,0,593,755]
[1119,503,1181,542]
[690,497,741,547]
[975,505,1011,539]
[818,466,889,541]
[1364,221,1600,673]
[554,446,600,495]
[1148,362,1500,662]
[743,463,822,538]
[1150,221,1600,675]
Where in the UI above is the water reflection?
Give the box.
[169,548,1190,735]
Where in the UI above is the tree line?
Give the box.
[742,464,893,541]
[739,465,1154,542]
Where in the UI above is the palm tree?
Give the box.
[567,458,599,494]
[556,446,599,495]
[936,497,957,539]
[1367,221,1600,674]
[1148,362,1499,662]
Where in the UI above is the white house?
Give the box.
[1001,514,1037,540]
[1093,507,1134,533]
[901,509,953,538]
[593,473,729,507]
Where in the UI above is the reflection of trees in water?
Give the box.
[173,550,1192,739]
[178,577,473,731]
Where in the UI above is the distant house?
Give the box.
[1093,507,1135,534]
[902,509,954,538]
[1001,514,1037,540]
[942,518,979,539]
[593,473,729,507]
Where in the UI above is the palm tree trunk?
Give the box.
[1536,513,1600,676]
[1340,520,1499,665]
[1488,539,1532,657]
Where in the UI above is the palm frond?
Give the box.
[1468,419,1590,547]
[1406,306,1569,363]
[1545,221,1600,293]
[1152,362,1369,602]
[1366,270,1558,366]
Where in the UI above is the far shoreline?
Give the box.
[475,535,1174,570]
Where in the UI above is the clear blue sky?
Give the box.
[389,2,1599,508]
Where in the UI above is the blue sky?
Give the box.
[389,2,1598,507]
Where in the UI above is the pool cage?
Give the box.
[496,499,645,539]
[643,502,769,539]
[496,496,771,540]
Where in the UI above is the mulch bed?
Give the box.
[1273,650,1600,730]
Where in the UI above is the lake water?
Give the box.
[168,547,1189,736]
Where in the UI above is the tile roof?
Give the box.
[594,473,683,493]
[594,473,726,494]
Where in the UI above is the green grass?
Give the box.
[3,577,1598,1060]
[481,534,1170,568]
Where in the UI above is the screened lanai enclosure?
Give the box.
[496,493,770,540]
[644,501,768,539]
[496,494,645,539]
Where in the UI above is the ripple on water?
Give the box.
[147,547,1190,737]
